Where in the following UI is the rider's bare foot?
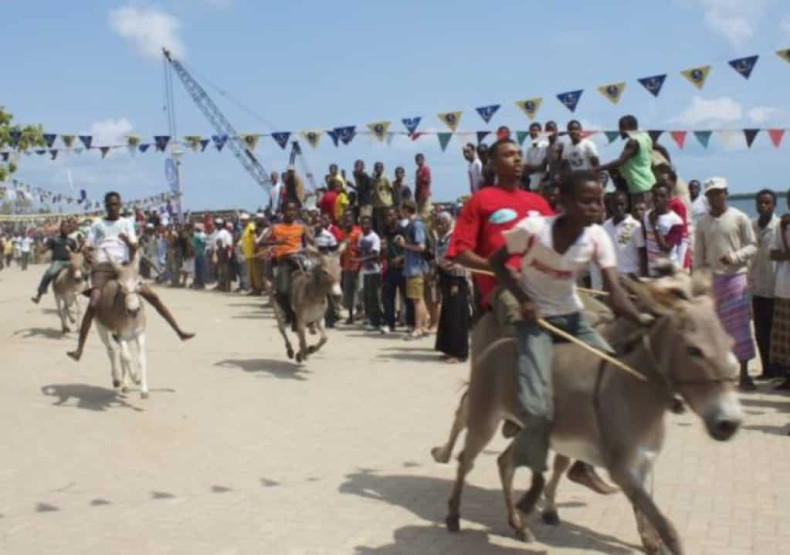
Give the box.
[31,295,41,304]
[567,461,618,495]
[66,350,82,361]
[178,332,195,341]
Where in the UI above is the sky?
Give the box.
[3,0,790,211]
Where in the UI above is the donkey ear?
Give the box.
[691,268,712,297]
[621,276,673,316]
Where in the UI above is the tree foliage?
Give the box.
[0,106,44,182]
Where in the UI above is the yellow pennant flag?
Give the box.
[60,134,76,148]
[367,121,391,142]
[240,133,260,152]
[515,98,542,121]
[437,111,463,132]
[597,82,626,105]
[777,48,790,65]
[680,65,711,90]
[184,136,202,152]
[300,130,322,149]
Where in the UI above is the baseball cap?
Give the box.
[703,177,728,194]
[239,213,250,221]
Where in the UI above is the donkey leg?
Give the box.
[541,454,571,525]
[136,332,149,399]
[308,318,328,354]
[431,391,468,464]
[96,324,120,388]
[271,297,294,359]
[118,339,133,393]
[295,320,309,363]
[497,443,535,542]
[55,296,69,332]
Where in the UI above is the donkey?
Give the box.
[440,271,742,555]
[270,253,342,363]
[94,252,149,399]
[52,251,87,333]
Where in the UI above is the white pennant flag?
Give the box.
[719,129,737,148]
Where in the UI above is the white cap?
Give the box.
[703,177,728,194]
[215,218,224,225]
[239,213,250,221]
[256,212,265,219]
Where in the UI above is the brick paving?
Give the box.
[1,266,789,554]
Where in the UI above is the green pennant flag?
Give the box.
[604,131,620,144]
[694,131,712,148]
[437,132,453,152]
[516,130,528,146]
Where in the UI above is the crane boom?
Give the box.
[163,48,270,189]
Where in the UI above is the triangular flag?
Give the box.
[694,131,712,148]
[411,132,424,141]
[99,146,110,159]
[79,135,92,149]
[477,131,491,145]
[681,65,711,90]
[200,138,210,151]
[154,136,170,152]
[670,131,687,149]
[604,131,620,144]
[768,129,785,147]
[556,90,583,112]
[776,48,790,65]
[580,130,597,140]
[402,117,421,136]
[597,82,626,105]
[211,134,228,151]
[367,122,390,142]
[719,129,737,148]
[515,98,543,121]
[49,150,58,160]
[184,135,202,152]
[648,130,664,144]
[728,55,759,79]
[43,133,57,148]
[637,74,667,97]
[475,104,500,124]
[240,133,260,152]
[1,152,9,162]
[437,132,453,152]
[271,132,291,150]
[516,131,528,146]
[126,135,140,149]
[61,134,75,148]
[74,147,84,155]
[301,130,322,149]
[139,144,151,153]
[437,111,462,132]
[8,130,22,147]
[326,130,339,147]
[743,129,760,148]
[334,126,356,145]
[35,149,46,156]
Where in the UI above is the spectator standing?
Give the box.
[642,182,685,276]
[770,190,790,389]
[268,172,283,215]
[338,211,362,325]
[193,223,207,289]
[381,207,406,334]
[371,161,393,234]
[694,177,758,390]
[357,216,383,332]
[523,122,548,192]
[397,199,429,339]
[353,160,373,219]
[214,220,234,292]
[463,143,483,195]
[414,154,432,220]
[750,189,780,380]
[392,167,411,209]
[434,212,470,363]
[19,231,34,270]
[603,191,645,277]
[599,115,655,205]
[561,120,600,172]
[284,166,305,208]
[319,180,340,222]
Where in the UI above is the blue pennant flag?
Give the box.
[138,144,151,153]
[556,90,583,112]
[476,131,491,145]
[334,126,356,145]
[212,134,228,151]
[79,135,93,149]
[199,139,210,152]
[475,104,500,124]
[402,117,422,135]
[271,132,291,150]
[43,134,57,148]
[326,130,339,147]
[154,136,170,152]
[637,74,667,97]
[9,130,22,147]
[35,149,46,156]
[728,55,759,79]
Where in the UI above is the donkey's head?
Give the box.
[624,268,742,442]
[107,251,143,316]
[317,253,342,298]
[67,250,86,283]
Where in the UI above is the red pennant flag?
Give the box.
[580,130,597,139]
[410,132,424,141]
[670,131,687,149]
[768,129,785,148]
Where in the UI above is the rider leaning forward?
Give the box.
[31,219,78,304]
[67,192,194,361]
[490,168,652,493]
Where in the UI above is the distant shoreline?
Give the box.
[729,191,788,200]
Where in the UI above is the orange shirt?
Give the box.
[339,226,362,272]
[271,222,305,259]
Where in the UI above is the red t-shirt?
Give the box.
[668,196,690,268]
[319,190,339,220]
[415,165,431,201]
[447,186,553,305]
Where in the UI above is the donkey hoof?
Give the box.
[295,352,304,363]
[542,509,560,526]
[121,385,129,394]
[445,514,460,533]
[514,526,535,543]
[61,326,71,333]
[141,391,149,400]
[431,447,450,464]
[112,379,121,389]
[307,345,318,355]
[286,348,294,360]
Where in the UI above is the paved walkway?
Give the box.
[1,265,789,554]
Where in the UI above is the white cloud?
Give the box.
[668,96,743,126]
[782,18,790,38]
[747,106,778,124]
[86,118,134,152]
[109,6,185,61]
[692,0,765,46]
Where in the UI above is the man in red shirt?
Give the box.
[415,153,432,219]
[318,180,340,223]
[446,138,612,498]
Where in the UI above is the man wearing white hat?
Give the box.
[694,177,758,390]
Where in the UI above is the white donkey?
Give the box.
[95,251,149,398]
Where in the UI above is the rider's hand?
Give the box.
[636,313,655,327]
[519,300,540,323]
[118,233,131,246]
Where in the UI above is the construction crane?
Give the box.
[163,48,271,190]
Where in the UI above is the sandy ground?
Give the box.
[1,264,789,554]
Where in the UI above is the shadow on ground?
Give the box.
[214,358,309,381]
[40,384,147,412]
[340,472,639,554]
[14,327,68,340]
